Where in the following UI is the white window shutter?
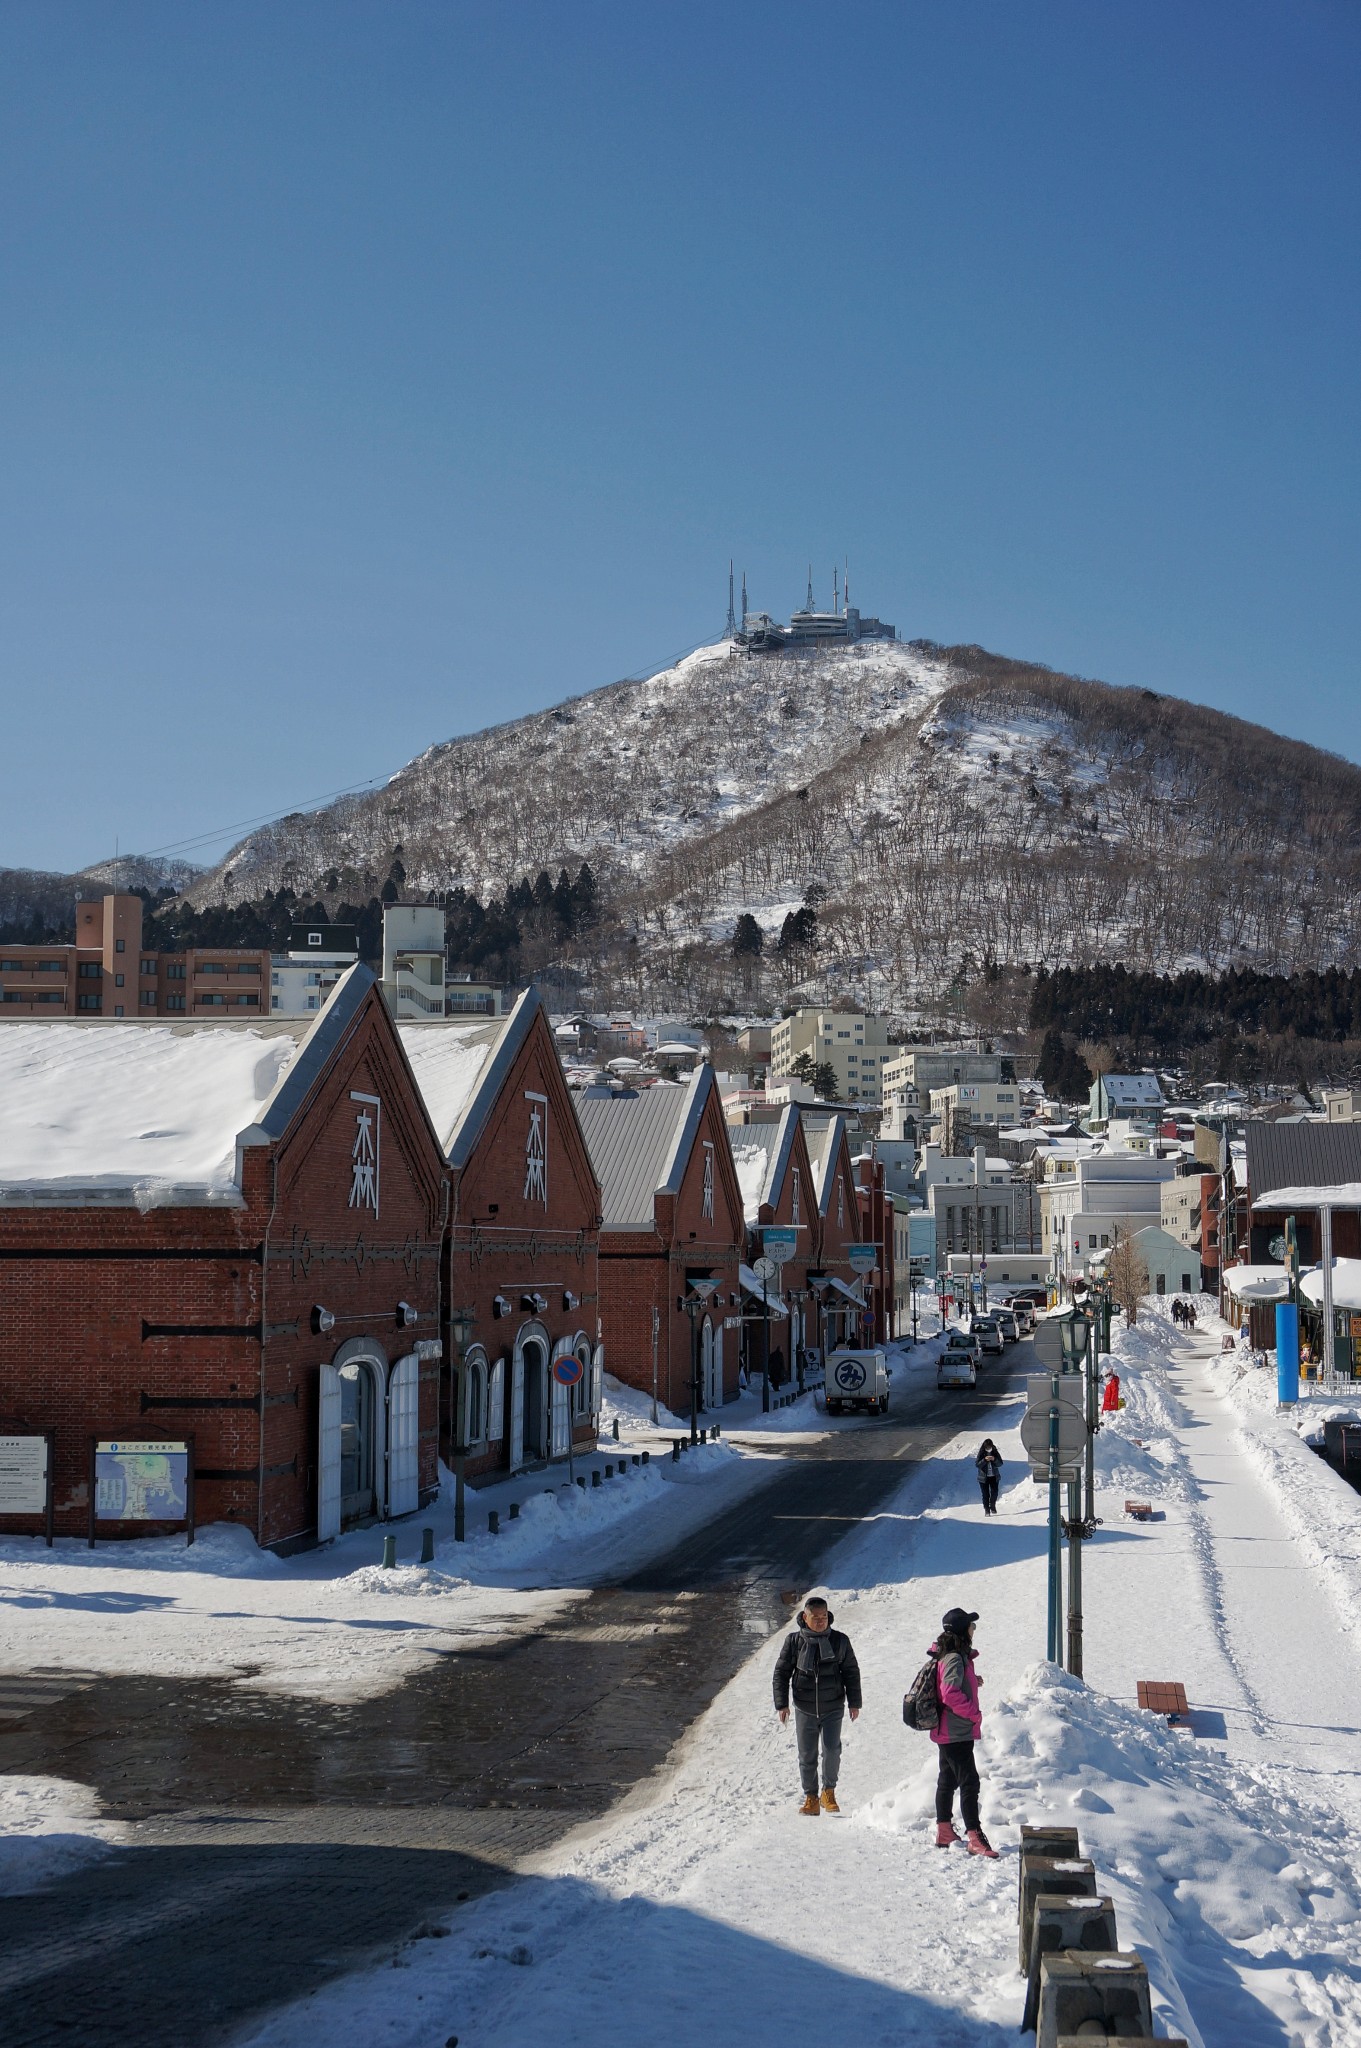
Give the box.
[387,1354,419,1518]
[551,1373,570,1458]
[317,1363,342,1542]
[488,1358,505,1441]
[591,1342,604,1417]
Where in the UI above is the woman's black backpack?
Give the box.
[902,1656,941,1732]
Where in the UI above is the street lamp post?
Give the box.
[1059,1303,1095,1678]
[680,1277,721,1444]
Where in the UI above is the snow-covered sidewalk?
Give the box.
[231,1307,1361,2048]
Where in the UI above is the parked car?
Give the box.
[1006,1298,1037,1335]
[970,1316,1005,1354]
[824,1347,890,1415]
[943,1328,981,1365]
[937,1348,978,1389]
[993,1307,1020,1343]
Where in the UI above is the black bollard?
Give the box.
[577,1475,586,1490]
[509,1502,520,1520]
[419,1527,435,1565]
[642,1450,650,1465]
[612,1417,620,1441]
[488,1510,500,1536]
[591,1469,602,1488]
[671,1440,680,1462]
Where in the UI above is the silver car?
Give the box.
[970,1316,1005,1354]
[993,1308,1020,1343]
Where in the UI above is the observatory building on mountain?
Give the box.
[726,564,896,651]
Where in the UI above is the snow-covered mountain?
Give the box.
[181,635,1361,1010]
[188,638,959,906]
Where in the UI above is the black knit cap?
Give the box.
[942,1607,979,1632]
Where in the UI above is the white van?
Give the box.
[825,1348,890,1415]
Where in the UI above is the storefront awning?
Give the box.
[738,1264,789,1316]
[822,1276,866,1306]
[1222,1264,1290,1302]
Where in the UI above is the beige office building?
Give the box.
[769,1008,893,1104]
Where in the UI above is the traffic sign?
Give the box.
[552,1355,585,1386]
[1020,1378,1086,1476]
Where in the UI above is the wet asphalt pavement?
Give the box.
[0,1343,1035,2048]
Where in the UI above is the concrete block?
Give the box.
[1019,1857,1097,1972]
[1022,1896,1118,2027]
[1037,1952,1152,2048]
[1018,1827,1082,1914]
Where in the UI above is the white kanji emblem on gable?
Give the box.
[702,1141,715,1221]
[525,1091,548,1203]
[349,1091,381,1216]
[837,1174,845,1229]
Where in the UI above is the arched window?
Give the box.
[463,1345,490,1446]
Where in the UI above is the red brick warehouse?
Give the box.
[0,966,448,1550]
[578,1066,745,1418]
[398,989,603,1484]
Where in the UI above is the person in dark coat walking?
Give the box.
[975,1439,1002,1515]
[773,1596,862,1815]
[929,1605,997,1857]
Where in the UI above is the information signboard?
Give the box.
[761,1227,799,1265]
[90,1439,194,1547]
[847,1243,879,1274]
[0,1434,55,1544]
[0,1436,48,1515]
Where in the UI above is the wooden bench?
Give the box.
[1124,1500,1152,1521]
[1137,1680,1188,1722]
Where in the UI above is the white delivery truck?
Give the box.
[824,1348,890,1415]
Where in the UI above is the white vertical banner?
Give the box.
[387,1354,419,1517]
[317,1364,342,1542]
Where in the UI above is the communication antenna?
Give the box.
[740,572,748,631]
[833,565,839,615]
[845,557,850,613]
[806,564,814,612]
[725,560,736,638]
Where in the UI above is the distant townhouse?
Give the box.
[578,1069,745,1415]
[1089,1073,1165,1127]
[0,893,270,1019]
[802,1110,871,1349]
[399,990,603,1485]
[727,1102,818,1383]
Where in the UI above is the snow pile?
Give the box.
[0,1776,124,1896]
[0,1023,296,1202]
[395,1021,498,1148]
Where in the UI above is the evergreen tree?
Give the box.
[731,914,764,959]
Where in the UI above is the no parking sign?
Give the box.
[552,1354,585,1386]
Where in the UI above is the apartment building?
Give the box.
[769,1008,893,1104]
[929,1079,1021,1128]
[1041,1151,1176,1279]
[0,895,269,1018]
[882,1047,1004,1096]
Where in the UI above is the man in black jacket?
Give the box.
[773,1596,862,1815]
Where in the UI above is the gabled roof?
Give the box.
[1245,1119,1361,1202]
[0,962,378,1208]
[399,986,566,1171]
[1099,1074,1165,1106]
[577,1066,714,1231]
[727,1105,800,1225]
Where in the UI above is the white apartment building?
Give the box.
[270,922,360,1016]
[919,1143,1015,1257]
[380,905,447,1019]
[930,1079,1021,1128]
[769,1008,893,1104]
[1041,1152,1177,1279]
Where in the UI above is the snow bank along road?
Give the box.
[0,1339,1031,2048]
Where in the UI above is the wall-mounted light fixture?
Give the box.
[397,1301,419,1328]
[492,1295,513,1319]
[563,1290,580,1312]
[311,1304,336,1335]
[520,1292,548,1315]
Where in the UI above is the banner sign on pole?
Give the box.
[847,1243,879,1274]
[762,1227,799,1265]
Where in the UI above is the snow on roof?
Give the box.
[1301,1259,1361,1312]
[730,1129,779,1224]
[0,1021,301,1206]
[396,1020,502,1151]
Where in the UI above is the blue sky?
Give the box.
[2,2,1358,874]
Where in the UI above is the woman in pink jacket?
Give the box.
[929,1605,998,1857]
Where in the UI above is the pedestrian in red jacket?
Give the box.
[928,1606,998,1858]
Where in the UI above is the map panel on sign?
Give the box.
[94,1442,190,1522]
